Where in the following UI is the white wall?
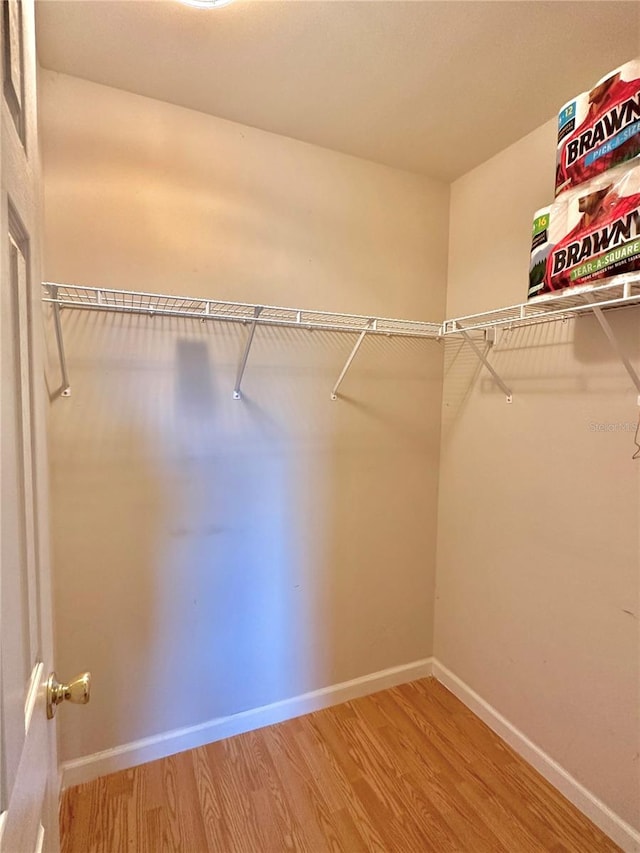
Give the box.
[436,119,640,831]
[40,71,449,764]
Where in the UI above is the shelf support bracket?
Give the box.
[50,285,71,397]
[584,294,640,404]
[459,325,512,403]
[233,306,262,400]
[331,321,373,400]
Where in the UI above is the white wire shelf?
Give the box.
[41,283,442,339]
[443,274,640,335]
[42,275,640,405]
[443,273,640,406]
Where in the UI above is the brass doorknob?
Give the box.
[46,671,91,719]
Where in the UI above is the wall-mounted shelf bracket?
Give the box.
[485,328,497,346]
[50,285,71,397]
[233,306,262,400]
[459,325,512,403]
[331,320,374,400]
[583,294,640,405]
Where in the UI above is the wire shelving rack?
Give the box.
[41,282,441,400]
[443,276,640,335]
[42,274,640,404]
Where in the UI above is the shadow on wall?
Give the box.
[48,310,440,762]
[51,315,323,758]
[151,337,312,721]
[573,304,640,366]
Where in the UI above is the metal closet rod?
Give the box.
[41,282,442,401]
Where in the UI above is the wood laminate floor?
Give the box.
[60,678,621,852]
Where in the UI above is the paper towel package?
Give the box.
[555,58,640,197]
[529,161,640,299]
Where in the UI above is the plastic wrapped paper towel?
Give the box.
[556,58,640,197]
[529,161,640,299]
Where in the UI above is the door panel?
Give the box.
[2,224,30,803]
[1,664,47,853]
[0,0,58,851]
[1,214,40,815]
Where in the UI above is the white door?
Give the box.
[0,1,59,851]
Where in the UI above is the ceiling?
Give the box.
[36,1,639,182]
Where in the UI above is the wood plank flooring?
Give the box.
[60,678,621,852]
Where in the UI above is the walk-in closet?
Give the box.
[1,2,639,851]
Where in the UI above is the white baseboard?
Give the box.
[62,655,639,852]
[61,657,434,789]
[431,659,640,853]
